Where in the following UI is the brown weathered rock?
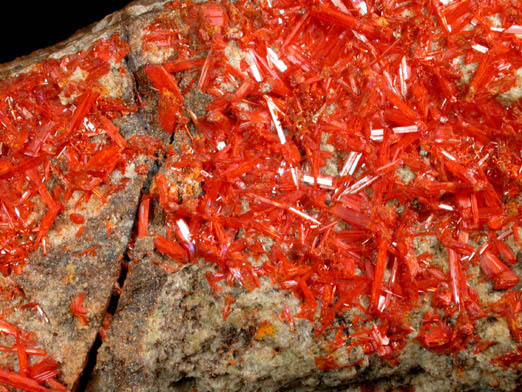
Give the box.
[87,199,521,392]
[0,4,166,389]
[1,1,522,392]
[87,2,522,392]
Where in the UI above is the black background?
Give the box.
[0,2,131,64]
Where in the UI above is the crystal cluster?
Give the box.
[1,0,522,388]
[144,0,522,368]
[0,35,136,390]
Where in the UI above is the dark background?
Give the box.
[0,2,131,64]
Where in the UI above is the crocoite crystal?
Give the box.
[1,0,522,389]
[0,34,137,390]
[145,0,522,368]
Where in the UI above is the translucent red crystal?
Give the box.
[70,293,89,326]
[0,33,136,274]
[69,213,85,225]
[143,0,522,370]
[0,317,61,390]
[154,234,188,262]
[137,197,151,238]
[480,252,520,290]
[0,33,141,389]
[1,0,522,387]
[0,368,52,392]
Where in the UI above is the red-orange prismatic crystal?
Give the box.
[2,0,522,388]
[0,34,135,273]
[144,0,522,369]
[0,34,137,389]
[70,293,90,326]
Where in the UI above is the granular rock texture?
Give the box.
[0,5,166,390]
[1,0,522,391]
[87,226,522,392]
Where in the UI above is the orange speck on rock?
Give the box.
[222,295,236,320]
[105,220,113,236]
[255,321,276,340]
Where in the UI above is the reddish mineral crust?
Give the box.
[1,0,522,391]
[0,4,168,391]
[93,0,522,391]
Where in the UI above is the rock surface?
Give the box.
[0,4,166,390]
[0,1,521,391]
